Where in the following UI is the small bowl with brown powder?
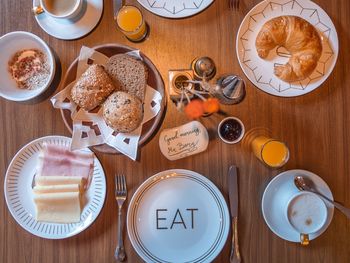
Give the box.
[0,31,55,101]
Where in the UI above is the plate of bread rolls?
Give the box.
[60,44,166,154]
[236,0,338,97]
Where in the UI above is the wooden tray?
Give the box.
[60,44,166,154]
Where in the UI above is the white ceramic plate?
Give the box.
[262,169,334,242]
[33,0,103,40]
[138,0,213,19]
[236,0,338,97]
[4,136,106,239]
[127,169,230,263]
[0,31,55,102]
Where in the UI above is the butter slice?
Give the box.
[34,192,81,223]
[33,184,80,194]
[35,176,84,187]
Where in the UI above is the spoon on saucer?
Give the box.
[294,176,350,219]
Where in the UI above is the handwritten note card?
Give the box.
[159,121,209,161]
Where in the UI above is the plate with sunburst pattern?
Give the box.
[236,0,338,97]
[138,0,214,18]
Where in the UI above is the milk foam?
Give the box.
[288,193,327,234]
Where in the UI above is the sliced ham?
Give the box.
[36,143,94,189]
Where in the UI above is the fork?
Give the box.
[228,0,240,9]
[115,174,127,262]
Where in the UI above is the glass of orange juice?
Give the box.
[115,5,148,42]
[251,136,289,168]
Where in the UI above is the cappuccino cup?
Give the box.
[286,192,328,245]
[40,0,83,19]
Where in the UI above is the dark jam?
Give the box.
[219,118,242,141]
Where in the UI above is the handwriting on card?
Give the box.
[159,121,209,161]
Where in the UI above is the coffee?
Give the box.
[44,0,77,16]
[41,0,81,18]
[287,192,327,234]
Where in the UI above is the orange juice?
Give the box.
[116,5,147,42]
[251,136,289,168]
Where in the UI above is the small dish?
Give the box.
[261,169,334,242]
[218,117,245,144]
[0,31,55,102]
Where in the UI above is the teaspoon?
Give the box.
[294,175,350,219]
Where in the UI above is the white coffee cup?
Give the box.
[285,191,328,245]
[40,0,83,19]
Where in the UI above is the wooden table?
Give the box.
[1,0,350,262]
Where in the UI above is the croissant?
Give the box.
[255,16,322,82]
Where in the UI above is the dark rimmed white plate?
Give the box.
[127,169,230,263]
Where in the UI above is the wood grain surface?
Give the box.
[1,0,350,262]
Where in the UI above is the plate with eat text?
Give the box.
[127,169,230,263]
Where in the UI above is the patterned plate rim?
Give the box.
[137,0,214,19]
[3,135,106,239]
[236,0,339,97]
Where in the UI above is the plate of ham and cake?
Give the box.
[4,136,106,239]
[236,0,338,97]
[55,44,166,156]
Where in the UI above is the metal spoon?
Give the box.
[294,175,350,219]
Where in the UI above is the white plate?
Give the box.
[4,136,106,239]
[127,169,230,263]
[236,0,338,97]
[262,169,334,242]
[33,0,103,40]
[138,0,213,19]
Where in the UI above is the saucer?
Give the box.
[262,169,334,242]
[33,0,103,40]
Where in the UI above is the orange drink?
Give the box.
[116,5,147,42]
[251,136,289,168]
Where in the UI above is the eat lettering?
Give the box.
[156,208,198,230]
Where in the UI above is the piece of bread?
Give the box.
[103,91,143,133]
[255,16,322,82]
[105,54,148,101]
[71,64,117,111]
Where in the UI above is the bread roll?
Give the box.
[71,64,117,111]
[106,54,148,101]
[103,91,143,133]
[255,16,322,82]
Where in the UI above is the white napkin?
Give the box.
[51,46,162,160]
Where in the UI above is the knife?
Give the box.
[113,0,125,20]
[228,165,241,263]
